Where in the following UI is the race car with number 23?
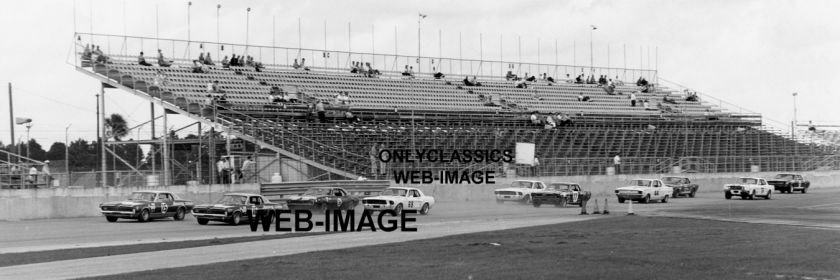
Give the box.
[362,187,435,215]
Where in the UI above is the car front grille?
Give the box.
[496,191,517,196]
[102,206,133,212]
[729,186,743,190]
[364,199,387,205]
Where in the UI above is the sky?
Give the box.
[0,0,838,147]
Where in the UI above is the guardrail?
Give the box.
[260,180,390,200]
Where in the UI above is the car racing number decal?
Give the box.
[408,201,415,208]
[572,192,579,202]
[150,203,156,211]
[161,203,168,213]
[336,198,342,207]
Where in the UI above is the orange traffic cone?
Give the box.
[627,198,635,215]
[592,199,601,214]
[579,199,589,215]
[603,198,610,215]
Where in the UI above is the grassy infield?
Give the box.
[65,216,840,280]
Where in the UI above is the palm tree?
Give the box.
[105,114,129,141]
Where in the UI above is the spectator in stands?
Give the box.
[636,77,649,86]
[157,49,172,67]
[630,92,637,107]
[515,80,528,89]
[544,115,556,129]
[575,74,584,84]
[292,58,301,69]
[643,99,656,110]
[204,52,215,66]
[350,61,358,73]
[525,73,536,82]
[598,75,607,85]
[545,73,555,83]
[470,76,482,86]
[216,158,229,184]
[433,67,445,79]
[222,56,230,68]
[299,58,310,71]
[505,71,516,81]
[530,112,540,125]
[269,91,283,103]
[93,45,110,63]
[809,121,817,132]
[686,91,699,102]
[402,65,411,77]
[408,66,415,78]
[82,44,92,61]
[137,52,152,66]
[216,93,229,105]
[27,165,38,187]
[344,110,359,123]
[209,80,224,93]
[192,60,205,73]
[463,76,474,86]
[198,53,205,64]
[315,100,326,123]
[560,113,573,126]
[614,76,624,86]
[663,95,677,104]
[613,154,622,174]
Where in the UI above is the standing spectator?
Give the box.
[344,110,359,123]
[630,92,637,107]
[532,156,540,176]
[292,58,300,69]
[402,65,411,76]
[241,156,255,183]
[369,144,379,176]
[198,53,205,64]
[808,121,817,132]
[27,165,39,187]
[221,56,230,68]
[216,158,226,184]
[530,112,540,125]
[613,154,622,174]
[42,161,52,187]
[300,58,310,71]
[157,49,172,67]
[315,100,326,123]
[82,44,92,61]
[204,52,215,65]
[138,52,152,66]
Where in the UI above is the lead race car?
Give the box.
[723,177,773,200]
[767,173,810,194]
[661,176,700,198]
[531,182,591,208]
[286,187,360,211]
[362,187,435,215]
[99,191,195,222]
[494,180,547,204]
[192,193,282,225]
[614,179,673,204]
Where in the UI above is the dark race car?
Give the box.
[767,173,810,194]
[99,191,195,222]
[531,182,591,208]
[192,193,282,225]
[286,187,360,211]
[661,176,700,198]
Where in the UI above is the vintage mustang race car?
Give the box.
[614,179,673,204]
[362,187,435,215]
[286,187,359,211]
[723,177,772,200]
[99,191,195,222]
[767,173,810,194]
[661,176,700,198]
[494,180,547,204]
[531,182,591,208]
[192,193,282,225]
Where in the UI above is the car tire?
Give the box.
[642,195,651,204]
[748,192,755,200]
[106,216,118,222]
[533,202,541,208]
[138,209,150,222]
[725,192,732,199]
[394,204,403,216]
[197,218,208,225]
[618,197,625,203]
[174,208,186,221]
[661,195,669,203]
[801,188,807,194]
[496,199,503,204]
[558,199,568,207]
[229,212,241,225]
[765,190,772,200]
[520,195,532,205]
[672,190,680,198]
[689,190,696,198]
[420,203,430,215]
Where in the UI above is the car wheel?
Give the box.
[394,204,403,216]
[642,195,651,204]
[197,218,208,225]
[765,190,772,200]
[672,190,680,198]
[106,216,118,222]
[558,199,568,207]
[748,192,755,200]
[174,207,186,221]
[689,190,696,198]
[317,203,328,213]
[617,197,625,203]
[801,188,807,194]
[495,199,504,204]
[420,203,430,215]
[533,201,541,208]
[724,192,732,200]
[229,212,241,225]
[661,195,669,203]
[520,195,532,205]
[138,209,150,222]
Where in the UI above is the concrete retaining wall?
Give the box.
[403,170,840,202]
[0,184,260,221]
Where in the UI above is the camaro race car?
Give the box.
[362,187,435,215]
[723,177,773,200]
[767,173,810,194]
[99,191,194,222]
[494,180,547,204]
[531,182,591,208]
[614,179,673,204]
[286,187,360,211]
[661,176,700,198]
[192,193,282,225]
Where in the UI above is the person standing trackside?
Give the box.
[613,154,622,175]
[369,144,379,176]
[216,158,226,184]
[241,156,255,183]
[315,100,326,123]
[42,161,52,187]
[27,165,39,187]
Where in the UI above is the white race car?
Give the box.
[362,187,435,215]
[494,180,547,204]
[724,177,772,200]
[614,179,673,204]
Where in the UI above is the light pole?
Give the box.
[590,25,597,76]
[792,92,798,138]
[187,2,192,59]
[418,13,427,71]
[25,123,32,158]
[65,123,71,184]
[246,7,251,56]
[217,4,221,59]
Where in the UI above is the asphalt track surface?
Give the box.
[1,187,838,279]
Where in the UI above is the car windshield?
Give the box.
[127,192,156,201]
[662,177,684,184]
[773,174,794,180]
[216,195,247,204]
[380,188,408,196]
[631,180,652,187]
[548,184,571,191]
[303,188,331,196]
[511,181,534,188]
[739,178,758,184]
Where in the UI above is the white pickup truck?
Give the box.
[614,179,674,204]
[494,180,546,204]
[723,177,773,200]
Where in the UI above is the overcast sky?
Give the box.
[0,0,838,147]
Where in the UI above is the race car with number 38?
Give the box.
[286,187,360,211]
[361,187,435,215]
[99,191,195,223]
[191,193,282,225]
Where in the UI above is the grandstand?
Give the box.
[74,33,838,182]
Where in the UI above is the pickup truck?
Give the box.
[614,179,674,204]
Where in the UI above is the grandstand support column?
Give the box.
[246,7,251,56]
[161,97,170,186]
[100,86,107,188]
[150,103,156,175]
[197,122,202,183]
[7,83,15,162]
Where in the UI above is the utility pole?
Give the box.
[7,83,15,162]
[150,103,156,175]
[100,86,106,188]
[161,98,169,186]
[96,93,100,187]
